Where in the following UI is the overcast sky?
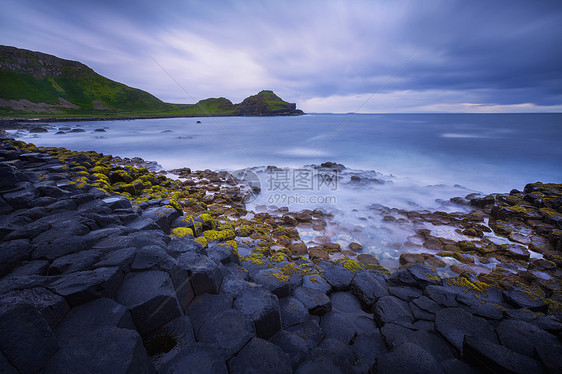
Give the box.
[1,0,561,113]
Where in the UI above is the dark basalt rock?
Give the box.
[50,266,123,307]
[350,270,388,308]
[319,310,357,344]
[496,319,560,358]
[44,326,154,374]
[270,330,311,369]
[197,309,255,359]
[435,307,498,353]
[186,293,233,335]
[233,287,281,340]
[143,316,195,370]
[253,268,291,297]
[177,252,223,295]
[279,296,309,328]
[286,320,324,352]
[374,295,414,326]
[317,261,355,290]
[55,297,135,340]
[293,286,332,316]
[228,337,292,374]
[352,332,388,369]
[115,270,182,335]
[374,342,444,374]
[160,343,228,374]
[0,238,33,276]
[0,300,59,373]
[3,287,70,329]
[463,335,543,374]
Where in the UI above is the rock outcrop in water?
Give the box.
[1,137,561,373]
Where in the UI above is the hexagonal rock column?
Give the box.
[116,270,183,335]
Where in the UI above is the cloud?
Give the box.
[0,0,561,112]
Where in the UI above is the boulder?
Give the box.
[115,270,183,335]
[142,206,180,232]
[48,249,102,275]
[317,261,355,290]
[352,332,388,368]
[234,287,281,339]
[44,326,153,374]
[186,293,233,335]
[0,239,33,276]
[286,320,324,352]
[228,337,292,374]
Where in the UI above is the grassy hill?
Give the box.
[0,45,304,118]
[0,45,176,117]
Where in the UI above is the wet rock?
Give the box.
[319,310,356,343]
[207,242,239,265]
[350,270,388,308]
[318,338,355,369]
[423,237,443,250]
[399,253,425,266]
[234,287,281,339]
[496,319,560,358]
[374,296,413,326]
[456,294,504,320]
[279,297,309,328]
[95,246,136,271]
[308,247,329,261]
[44,326,153,374]
[197,309,255,359]
[115,270,183,335]
[463,335,543,374]
[435,307,498,353]
[349,242,363,251]
[50,266,123,307]
[228,337,291,374]
[219,273,255,297]
[293,286,332,316]
[374,342,444,374]
[0,300,59,373]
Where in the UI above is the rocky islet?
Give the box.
[0,136,561,373]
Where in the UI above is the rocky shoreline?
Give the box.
[1,137,561,373]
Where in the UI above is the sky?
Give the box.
[1,0,562,113]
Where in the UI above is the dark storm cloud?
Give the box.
[0,0,561,112]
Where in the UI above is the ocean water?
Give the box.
[11,113,562,269]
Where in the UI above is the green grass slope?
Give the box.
[0,45,175,117]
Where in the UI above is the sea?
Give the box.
[10,113,562,271]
